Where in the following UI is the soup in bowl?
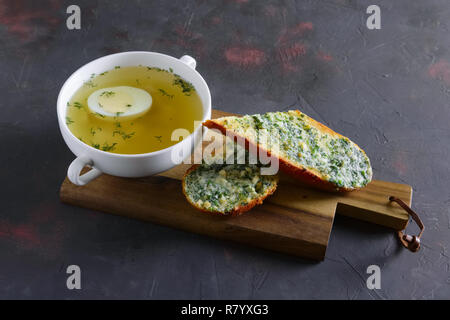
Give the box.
[57,52,211,186]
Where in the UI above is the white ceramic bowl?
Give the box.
[57,52,211,186]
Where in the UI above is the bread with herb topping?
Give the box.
[203,110,372,192]
[182,163,278,216]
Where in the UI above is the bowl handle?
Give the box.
[67,155,102,186]
[179,55,197,69]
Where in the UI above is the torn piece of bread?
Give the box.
[204,110,372,192]
[182,163,278,216]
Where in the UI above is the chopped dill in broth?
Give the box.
[66,66,203,154]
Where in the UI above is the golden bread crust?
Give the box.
[203,111,369,192]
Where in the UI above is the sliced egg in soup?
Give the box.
[87,86,152,120]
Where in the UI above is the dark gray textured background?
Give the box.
[0,0,449,299]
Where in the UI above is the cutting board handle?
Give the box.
[390,196,424,252]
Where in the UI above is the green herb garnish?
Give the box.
[100,91,115,98]
[66,117,74,125]
[158,88,174,99]
[173,76,195,96]
[155,135,162,142]
[113,129,135,140]
[112,130,121,137]
[73,102,83,109]
[121,132,135,140]
[101,142,117,152]
[84,80,97,88]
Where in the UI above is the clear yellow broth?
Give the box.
[66,66,203,154]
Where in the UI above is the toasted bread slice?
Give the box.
[182,163,278,216]
[204,110,372,192]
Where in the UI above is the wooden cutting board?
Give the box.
[60,110,412,260]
